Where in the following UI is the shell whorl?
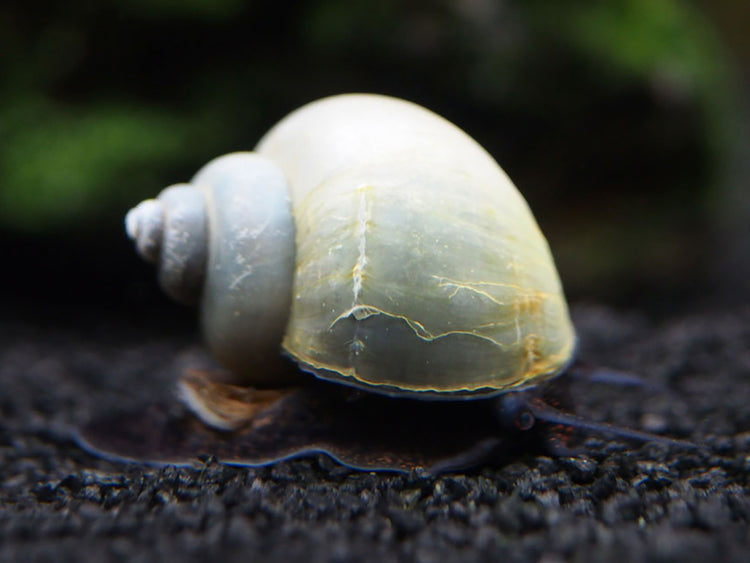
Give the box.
[126,152,297,385]
[193,153,296,383]
[125,184,208,305]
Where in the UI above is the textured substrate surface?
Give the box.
[1,304,750,562]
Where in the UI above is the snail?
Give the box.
[79,94,694,473]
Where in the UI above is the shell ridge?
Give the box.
[351,185,371,304]
[348,185,373,368]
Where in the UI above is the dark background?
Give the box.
[2,2,750,562]
[2,0,749,324]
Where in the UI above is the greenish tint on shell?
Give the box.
[256,94,575,396]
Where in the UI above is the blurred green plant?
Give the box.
[0,101,188,231]
[528,0,738,162]
[0,0,735,232]
[0,0,743,305]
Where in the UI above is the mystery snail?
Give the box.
[125,93,575,397]
[79,94,693,473]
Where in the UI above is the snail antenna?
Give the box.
[565,360,671,394]
[527,399,700,451]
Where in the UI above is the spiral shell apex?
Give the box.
[126,153,297,384]
[125,185,208,305]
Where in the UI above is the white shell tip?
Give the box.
[125,199,164,263]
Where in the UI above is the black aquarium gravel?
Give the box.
[1,304,750,562]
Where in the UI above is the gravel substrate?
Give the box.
[1,304,749,562]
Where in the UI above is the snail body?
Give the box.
[126,94,575,398]
[78,94,697,473]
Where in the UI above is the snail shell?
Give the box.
[126,94,575,397]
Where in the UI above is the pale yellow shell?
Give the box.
[255,94,575,396]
